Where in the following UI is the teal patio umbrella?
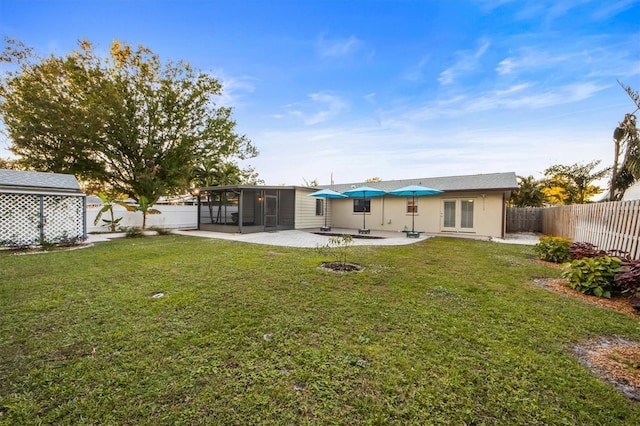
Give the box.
[342,186,387,232]
[388,184,443,234]
[308,188,347,231]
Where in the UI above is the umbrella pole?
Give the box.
[324,197,328,228]
[362,197,366,230]
[411,193,416,232]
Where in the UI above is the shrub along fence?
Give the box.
[542,200,640,260]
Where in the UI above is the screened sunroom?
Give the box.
[196,186,299,234]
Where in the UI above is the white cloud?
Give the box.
[287,92,349,125]
[496,47,571,76]
[208,69,256,107]
[438,38,491,85]
[403,55,430,82]
[317,34,363,58]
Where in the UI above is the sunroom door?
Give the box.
[441,199,475,232]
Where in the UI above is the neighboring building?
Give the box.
[622,181,640,201]
[196,172,517,239]
[0,169,86,246]
[325,172,517,239]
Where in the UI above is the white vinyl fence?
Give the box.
[87,204,197,234]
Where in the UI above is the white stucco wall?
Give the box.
[328,191,506,238]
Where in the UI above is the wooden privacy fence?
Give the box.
[542,200,640,260]
[506,207,543,232]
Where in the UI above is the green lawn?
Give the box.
[1,235,639,425]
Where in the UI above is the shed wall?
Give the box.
[0,192,85,246]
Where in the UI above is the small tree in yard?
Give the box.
[93,193,123,232]
[117,196,161,230]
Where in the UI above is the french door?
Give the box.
[442,199,475,232]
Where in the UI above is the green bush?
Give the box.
[124,227,144,238]
[561,256,622,298]
[534,236,572,263]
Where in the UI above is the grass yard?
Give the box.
[1,235,639,425]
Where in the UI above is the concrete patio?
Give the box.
[87,228,539,248]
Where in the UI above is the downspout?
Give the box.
[501,192,506,239]
[238,189,243,234]
[380,195,385,226]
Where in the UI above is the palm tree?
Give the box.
[510,176,546,207]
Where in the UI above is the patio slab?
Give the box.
[173,228,426,248]
[86,229,539,248]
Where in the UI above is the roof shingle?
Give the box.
[324,172,518,193]
[0,169,82,193]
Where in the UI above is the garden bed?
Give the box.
[533,264,639,402]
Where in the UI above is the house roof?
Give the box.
[324,172,518,193]
[0,169,82,194]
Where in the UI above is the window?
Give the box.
[442,199,475,231]
[443,200,456,228]
[315,199,324,216]
[353,199,370,212]
[407,199,417,214]
[460,200,474,229]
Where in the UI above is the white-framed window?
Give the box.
[442,199,475,232]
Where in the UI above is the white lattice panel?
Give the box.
[0,193,41,246]
[0,192,85,247]
[43,196,85,243]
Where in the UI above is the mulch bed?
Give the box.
[533,258,640,401]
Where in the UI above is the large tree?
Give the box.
[0,38,258,204]
[543,160,610,205]
[609,81,640,201]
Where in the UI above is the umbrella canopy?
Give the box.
[342,186,386,232]
[342,185,387,198]
[308,188,348,199]
[388,184,443,235]
[308,188,347,230]
[387,184,442,197]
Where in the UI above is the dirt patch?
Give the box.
[573,336,640,402]
[318,262,364,273]
[533,261,640,401]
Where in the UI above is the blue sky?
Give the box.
[1,0,639,186]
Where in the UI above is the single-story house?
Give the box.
[325,172,517,239]
[196,172,517,239]
[0,169,86,247]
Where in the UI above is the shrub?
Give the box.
[570,242,629,260]
[613,259,640,296]
[316,234,353,266]
[569,242,607,260]
[124,227,144,238]
[534,236,572,263]
[562,256,622,298]
[149,226,172,235]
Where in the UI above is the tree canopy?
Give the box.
[509,175,546,207]
[609,81,639,200]
[0,38,258,203]
[543,160,609,205]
